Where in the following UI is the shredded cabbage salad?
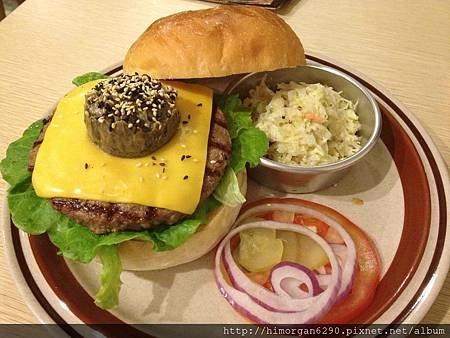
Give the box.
[245,81,362,166]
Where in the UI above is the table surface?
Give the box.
[0,0,449,325]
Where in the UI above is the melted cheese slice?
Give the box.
[32,80,213,214]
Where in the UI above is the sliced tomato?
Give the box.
[294,214,330,238]
[239,197,381,324]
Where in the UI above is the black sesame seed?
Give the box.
[183,175,189,180]
[188,114,191,120]
[159,163,166,166]
[186,155,192,159]
[181,155,185,161]
[151,156,157,160]
[162,168,166,173]
[182,121,188,125]
[84,163,89,169]
[197,103,203,107]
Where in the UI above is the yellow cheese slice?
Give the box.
[32,80,213,214]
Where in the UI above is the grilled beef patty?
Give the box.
[28,108,231,234]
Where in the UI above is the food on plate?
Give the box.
[1,5,308,309]
[245,81,362,166]
[84,74,180,157]
[214,197,381,324]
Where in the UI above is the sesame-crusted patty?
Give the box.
[28,108,231,234]
[84,74,180,158]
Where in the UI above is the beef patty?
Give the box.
[28,108,231,234]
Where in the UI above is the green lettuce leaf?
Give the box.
[149,197,220,251]
[94,246,122,309]
[231,127,269,172]
[8,179,61,235]
[0,120,43,188]
[219,95,269,172]
[72,72,109,86]
[213,167,246,207]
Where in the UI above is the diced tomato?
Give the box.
[239,197,381,324]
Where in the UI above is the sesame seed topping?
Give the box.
[136,162,142,167]
[210,160,217,164]
[193,129,198,134]
[197,103,203,107]
[85,73,178,132]
[181,144,187,149]
[193,158,199,163]
[162,175,167,180]
[84,163,89,169]
[183,175,189,180]
[139,177,144,182]
[156,173,161,179]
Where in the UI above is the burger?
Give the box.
[1,5,306,309]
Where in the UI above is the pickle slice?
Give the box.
[238,228,284,272]
[277,230,329,270]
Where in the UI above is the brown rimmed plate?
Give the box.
[2,54,449,337]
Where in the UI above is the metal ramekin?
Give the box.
[224,64,382,193]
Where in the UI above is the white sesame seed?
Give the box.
[193,129,198,134]
[139,177,144,183]
[193,158,199,163]
[144,162,150,167]
[181,144,187,149]
[136,162,142,167]
[128,123,133,128]
[162,175,167,180]
[210,160,217,164]
[156,173,161,179]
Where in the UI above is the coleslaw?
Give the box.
[245,81,361,166]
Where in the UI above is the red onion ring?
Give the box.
[215,221,342,323]
[237,203,356,300]
[270,262,322,298]
[214,202,357,324]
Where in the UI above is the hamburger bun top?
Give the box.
[124,5,306,79]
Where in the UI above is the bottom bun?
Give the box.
[119,170,247,271]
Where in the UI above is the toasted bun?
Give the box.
[119,170,247,271]
[124,5,305,79]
